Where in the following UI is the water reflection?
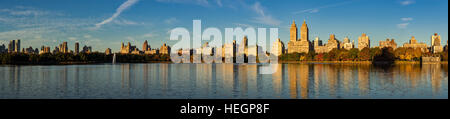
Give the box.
[0,63,447,99]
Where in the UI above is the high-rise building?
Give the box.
[75,42,79,54]
[238,36,249,56]
[143,40,151,51]
[341,37,354,50]
[222,40,236,63]
[58,42,68,53]
[40,46,51,54]
[300,20,309,42]
[326,34,340,51]
[120,42,136,54]
[431,33,443,53]
[8,40,15,53]
[314,34,341,53]
[314,37,322,47]
[160,43,171,55]
[402,36,428,52]
[358,33,370,50]
[271,38,285,56]
[378,38,397,49]
[105,48,112,55]
[287,20,312,53]
[15,39,20,53]
[290,20,298,42]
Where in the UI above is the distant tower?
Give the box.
[15,39,20,53]
[290,20,298,42]
[314,37,322,47]
[431,33,443,53]
[8,40,15,53]
[75,42,79,54]
[300,20,309,41]
[432,33,441,46]
[143,40,148,51]
[63,42,68,53]
[344,37,350,43]
[105,48,112,55]
[242,36,249,56]
[358,33,370,50]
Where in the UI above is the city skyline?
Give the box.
[0,0,448,52]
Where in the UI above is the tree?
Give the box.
[358,47,371,61]
[369,48,381,60]
[348,48,359,61]
[373,47,395,63]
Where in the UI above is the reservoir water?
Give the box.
[0,63,447,99]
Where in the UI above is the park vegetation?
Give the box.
[0,47,447,65]
[279,47,448,62]
[0,52,170,65]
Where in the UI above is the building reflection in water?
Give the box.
[0,63,447,99]
[195,64,212,97]
[313,64,322,98]
[216,64,234,98]
[358,65,370,96]
[287,64,298,99]
[428,64,442,96]
[299,64,309,99]
[341,64,354,95]
[246,64,258,98]
[272,64,283,98]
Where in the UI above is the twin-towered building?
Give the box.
[288,20,359,54]
[287,20,313,53]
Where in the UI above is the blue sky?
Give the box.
[0,0,448,52]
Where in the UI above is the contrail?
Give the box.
[94,0,139,29]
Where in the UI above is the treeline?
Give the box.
[0,53,171,65]
[1,47,447,65]
[115,54,171,63]
[0,53,112,65]
[280,47,448,62]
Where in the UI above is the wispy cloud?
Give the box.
[164,17,178,24]
[398,17,413,29]
[400,0,415,6]
[113,19,141,25]
[0,6,61,16]
[293,1,355,14]
[250,2,281,26]
[397,23,409,29]
[156,0,211,7]
[401,17,413,21]
[94,0,140,29]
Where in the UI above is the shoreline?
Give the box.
[1,61,447,66]
[279,61,448,64]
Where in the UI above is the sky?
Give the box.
[0,0,448,52]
